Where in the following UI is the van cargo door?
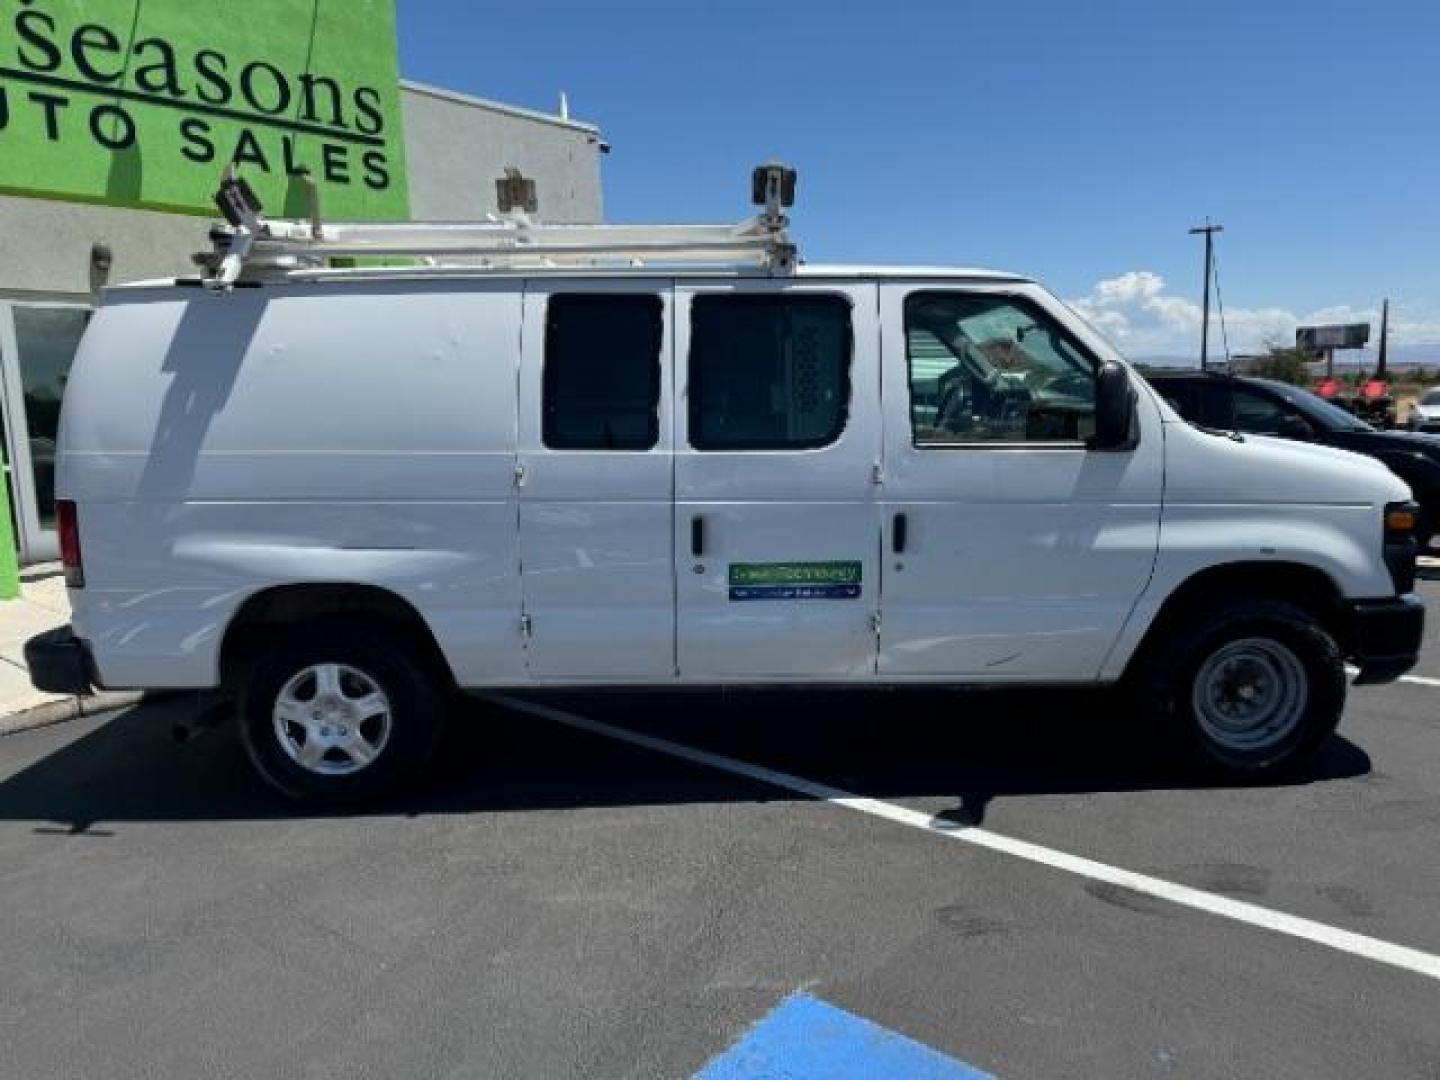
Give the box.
[517,281,677,681]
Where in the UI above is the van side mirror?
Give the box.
[1089,361,1137,451]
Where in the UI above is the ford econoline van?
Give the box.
[25,167,1424,801]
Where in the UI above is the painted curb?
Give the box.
[0,691,146,737]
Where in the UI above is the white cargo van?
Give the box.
[26,166,1424,801]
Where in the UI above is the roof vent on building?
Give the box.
[496,167,539,215]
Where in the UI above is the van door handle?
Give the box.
[691,515,706,558]
[892,512,908,554]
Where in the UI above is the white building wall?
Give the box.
[0,196,200,298]
[400,81,604,223]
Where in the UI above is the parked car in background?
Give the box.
[1147,370,1440,552]
[1409,387,1440,433]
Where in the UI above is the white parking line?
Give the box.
[491,695,1440,985]
[1349,667,1440,689]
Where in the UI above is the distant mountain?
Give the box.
[1135,342,1440,370]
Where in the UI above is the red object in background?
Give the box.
[1314,377,1342,399]
[1361,379,1390,400]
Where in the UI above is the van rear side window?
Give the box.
[544,294,663,450]
[688,294,851,451]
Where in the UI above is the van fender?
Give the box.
[1097,510,1386,682]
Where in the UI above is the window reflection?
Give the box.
[905,293,1097,445]
[14,307,92,529]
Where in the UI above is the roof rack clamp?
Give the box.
[752,161,797,231]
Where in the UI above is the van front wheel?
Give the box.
[1138,599,1345,778]
[239,622,445,802]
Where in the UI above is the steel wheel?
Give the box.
[272,663,393,777]
[1191,637,1308,754]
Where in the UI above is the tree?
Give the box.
[1248,343,1311,385]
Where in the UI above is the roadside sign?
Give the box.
[1297,324,1370,351]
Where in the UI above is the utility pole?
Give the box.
[1376,298,1389,378]
[1189,220,1223,371]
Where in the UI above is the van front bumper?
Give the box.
[23,627,96,695]
[1348,595,1425,685]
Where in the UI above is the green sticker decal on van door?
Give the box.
[729,561,862,601]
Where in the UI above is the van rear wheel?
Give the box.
[239,622,445,803]
[1138,598,1345,778]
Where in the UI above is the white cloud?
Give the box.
[1065,271,1440,359]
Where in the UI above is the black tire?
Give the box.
[1135,598,1345,779]
[238,621,446,803]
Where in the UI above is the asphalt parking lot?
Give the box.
[1,577,1437,1079]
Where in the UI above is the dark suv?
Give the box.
[1146,370,1440,552]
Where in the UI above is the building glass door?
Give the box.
[0,301,93,564]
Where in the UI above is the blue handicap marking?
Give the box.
[694,993,998,1079]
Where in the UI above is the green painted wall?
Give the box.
[0,460,18,599]
[0,0,409,219]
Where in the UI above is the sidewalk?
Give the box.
[0,563,140,735]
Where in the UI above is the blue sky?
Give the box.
[400,1,1440,357]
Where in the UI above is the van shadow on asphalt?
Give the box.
[0,687,1371,832]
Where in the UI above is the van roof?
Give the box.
[116,263,1032,292]
[799,264,1031,283]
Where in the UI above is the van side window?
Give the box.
[543,294,663,450]
[689,294,851,450]
[905,292,1097,445]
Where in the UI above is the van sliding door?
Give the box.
[673,281,881,680]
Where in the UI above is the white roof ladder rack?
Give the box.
[197,162,799,291]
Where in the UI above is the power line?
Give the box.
[1211,243,1232,366]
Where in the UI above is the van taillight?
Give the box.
[57,500,84,588]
